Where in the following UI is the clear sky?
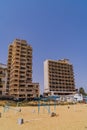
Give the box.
[0,0,87,94]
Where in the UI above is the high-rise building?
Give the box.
[44,59,76,96]
[0,63,7,96]
[7,39,39,100]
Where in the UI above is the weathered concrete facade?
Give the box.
[44,59,76,95]
[0,63,7,95]
[7,39,39,100]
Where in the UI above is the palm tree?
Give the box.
[79,87,86,95]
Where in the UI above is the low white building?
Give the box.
[74,93,83,102]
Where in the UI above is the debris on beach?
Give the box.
[50,112,57,117]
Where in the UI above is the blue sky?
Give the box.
[0,0,87,93]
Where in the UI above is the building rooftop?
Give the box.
[0,63,7,68]
[44,59,72,65]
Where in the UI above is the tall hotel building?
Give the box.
[7,39,39,100]
[44,59,76,95]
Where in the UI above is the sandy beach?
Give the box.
[0,103,87,130]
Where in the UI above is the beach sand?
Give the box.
[0,103,87,130]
